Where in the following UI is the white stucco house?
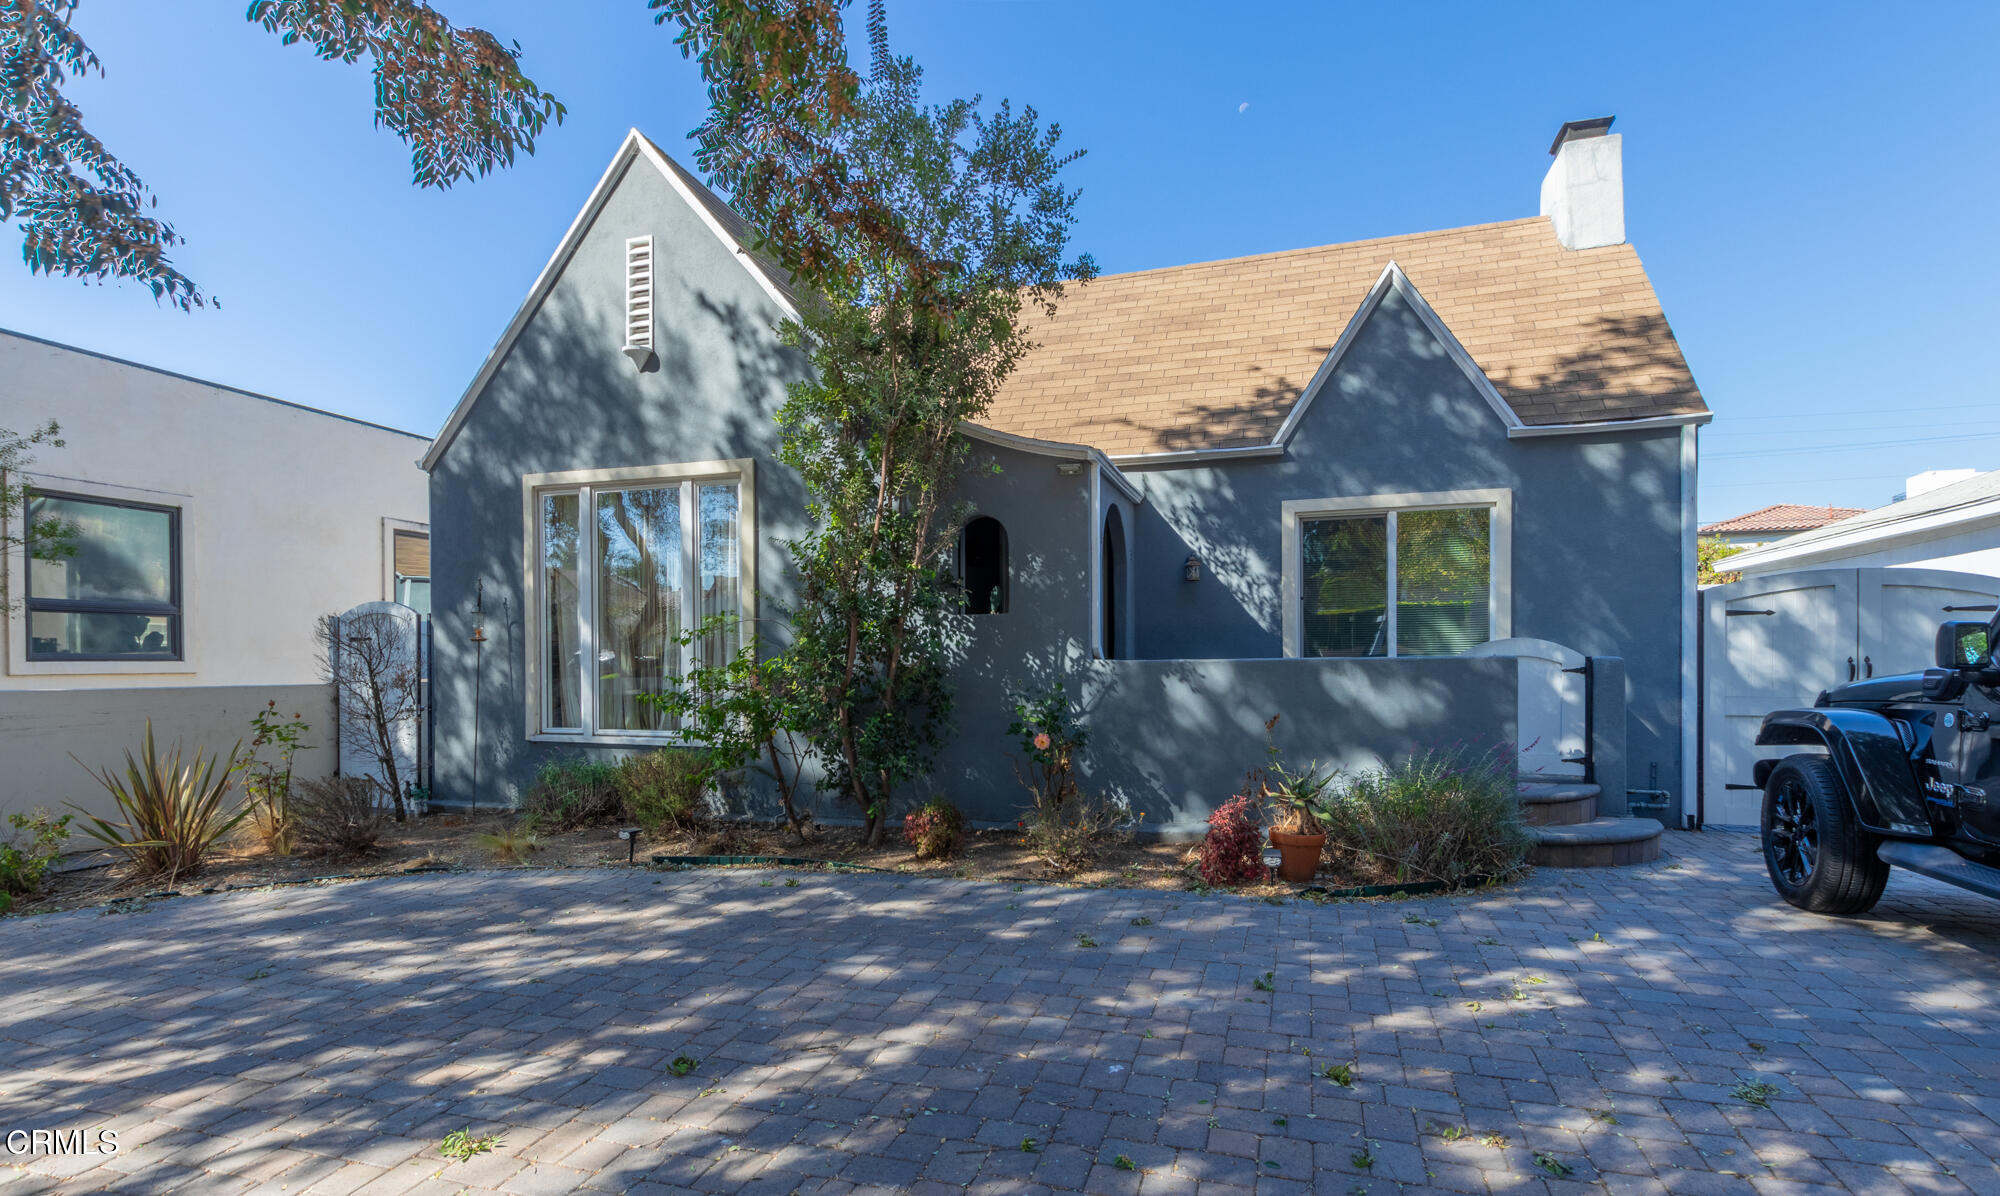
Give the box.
[0,330,430,824]
[1727,468,2000,577]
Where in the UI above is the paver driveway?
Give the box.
[4,830,1999,1196]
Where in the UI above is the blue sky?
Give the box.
[4,2,1995,521]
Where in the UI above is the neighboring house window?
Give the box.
[1283,490,1511,659]
[959,516,1008,615]
[393,530,431,615]
[24,491,181,661]
[529,463,750,739]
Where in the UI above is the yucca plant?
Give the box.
[71,722,247,883]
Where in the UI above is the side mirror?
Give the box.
[1935,620,1991,670]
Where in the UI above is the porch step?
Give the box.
[1518,781,1600,827]
[1528,817,1664,868]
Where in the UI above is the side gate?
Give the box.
[329,601,431,808]
[1700,567,2000,827]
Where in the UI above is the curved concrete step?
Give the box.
[1529,816,1664,868]
[1517,781,1600,827]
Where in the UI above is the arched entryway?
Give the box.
[1102,506,1126,658]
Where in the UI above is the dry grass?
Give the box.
[10,809,1522,918]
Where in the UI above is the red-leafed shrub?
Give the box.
[1198,793,1265,887]
[903,798,966,861]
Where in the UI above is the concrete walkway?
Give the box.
[3,831,1998,1195]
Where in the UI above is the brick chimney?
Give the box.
[1540,116,1623,250]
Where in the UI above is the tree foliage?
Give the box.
[1,0,562,308]
[659,1,1094,843]
[0,418,72,611]
[1698,534,1744,586]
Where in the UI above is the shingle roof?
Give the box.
[1701,504,1866,535]
[979,217,1708,457]
[642,135,1706,461]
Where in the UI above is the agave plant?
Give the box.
[71,722,247,883]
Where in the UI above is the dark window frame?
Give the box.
[23,489,184,662]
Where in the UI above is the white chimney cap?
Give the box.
[1549,116,1615,155]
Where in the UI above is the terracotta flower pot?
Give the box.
[1267,828,1326,884]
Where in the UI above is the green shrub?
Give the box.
[231,702,310,856]
[1320,746,1531,886]
[617,751,709,833]
[1,810,72,912]
[902,797,965,860]
[292,776,388,856]
[71,721,247,882]
[522,757,623,830]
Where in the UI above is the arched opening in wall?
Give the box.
[1102,506,1126,659]
[960,516,1008,615]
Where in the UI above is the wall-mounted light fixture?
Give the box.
[1056,461,1085,477]
[1183,554,1201,582]
[469,578,488,644]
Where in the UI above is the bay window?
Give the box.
[526,461,754,741]
[1281,489,1511,659]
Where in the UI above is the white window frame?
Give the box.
[1280,488,1512,659]
[5,475,198,676]
[521,459,756,745]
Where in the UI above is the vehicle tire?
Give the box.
[1761,754,1888,916]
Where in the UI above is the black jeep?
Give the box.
[1754,617,2000,914]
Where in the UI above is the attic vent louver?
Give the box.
[622,235,656,370]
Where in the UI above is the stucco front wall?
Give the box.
[0,684,335,826]
[1125,288,1689,813]
[0,332,431,691]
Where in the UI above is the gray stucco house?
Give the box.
[421,118,1711,834]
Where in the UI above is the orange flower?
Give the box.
[1033,732,1052,751]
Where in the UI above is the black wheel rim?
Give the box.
[1767,777,1819,887]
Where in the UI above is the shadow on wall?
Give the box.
[928,646,1518,831]
[1072,655,1519,832]
[431,275,811,808]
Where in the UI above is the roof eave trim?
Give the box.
[1106,443,1286,468]
[962,423,1145,504]
[420,129,802,473]
[1507,412,1711,439]
[1727,495,2000,571]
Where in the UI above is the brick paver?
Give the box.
[3,830,1998,1194]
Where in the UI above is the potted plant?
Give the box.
[1258,717,1335,883]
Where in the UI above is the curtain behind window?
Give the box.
[1395,507,1490,657]
[596,487,683,732]
[542,494,581,729]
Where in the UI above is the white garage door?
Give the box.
[1701,568,2000,827]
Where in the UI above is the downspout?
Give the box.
[1088,461,1103,659]
[1680,424,1700,830]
